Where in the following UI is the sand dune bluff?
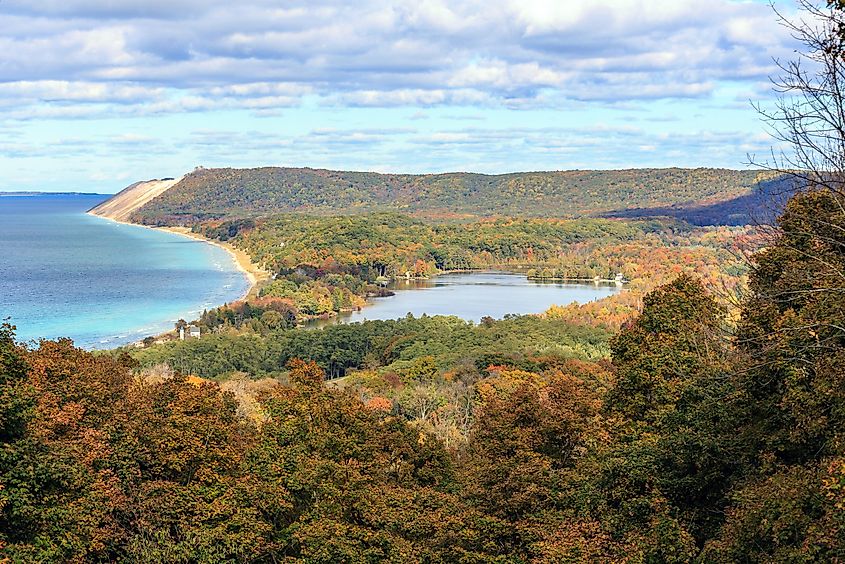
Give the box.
[88,177,182,222]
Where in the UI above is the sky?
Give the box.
[0,0,804,193]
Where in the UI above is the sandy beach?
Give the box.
[89,214,269,302]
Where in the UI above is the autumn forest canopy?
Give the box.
[5,186,845,560]
[6,1,845,562]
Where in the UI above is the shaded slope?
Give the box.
[599,176,797,225]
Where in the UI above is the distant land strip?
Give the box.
[1,191,105,197]
[89,166,793,227]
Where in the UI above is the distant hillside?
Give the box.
[105,167,785,226]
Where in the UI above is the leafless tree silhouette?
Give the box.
[753,1,845,199]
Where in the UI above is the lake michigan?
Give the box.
[0,194,250,349]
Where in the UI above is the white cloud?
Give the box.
[0,0,800,120]
[0,81,163,103]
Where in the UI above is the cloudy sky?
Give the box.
[0,0,801,193]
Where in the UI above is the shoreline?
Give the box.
[87,213,270,304]
[156,226,270,301]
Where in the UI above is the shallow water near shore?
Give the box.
[0,194,250,349]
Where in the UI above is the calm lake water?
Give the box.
[0,194,250,349]
[318,271,620,325]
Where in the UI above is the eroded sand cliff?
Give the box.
[88,177,182,222]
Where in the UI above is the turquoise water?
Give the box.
[0,194,250,349]
[314,271,620,326]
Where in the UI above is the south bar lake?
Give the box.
[314,271,621,326]
[2,195,620,348]
[0,194,250,349]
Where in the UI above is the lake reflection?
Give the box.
[314,271,621,326]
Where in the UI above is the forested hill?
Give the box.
[124,166,783,226]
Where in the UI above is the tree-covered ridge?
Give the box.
[128,166,777,225]
[205,213,656,274]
